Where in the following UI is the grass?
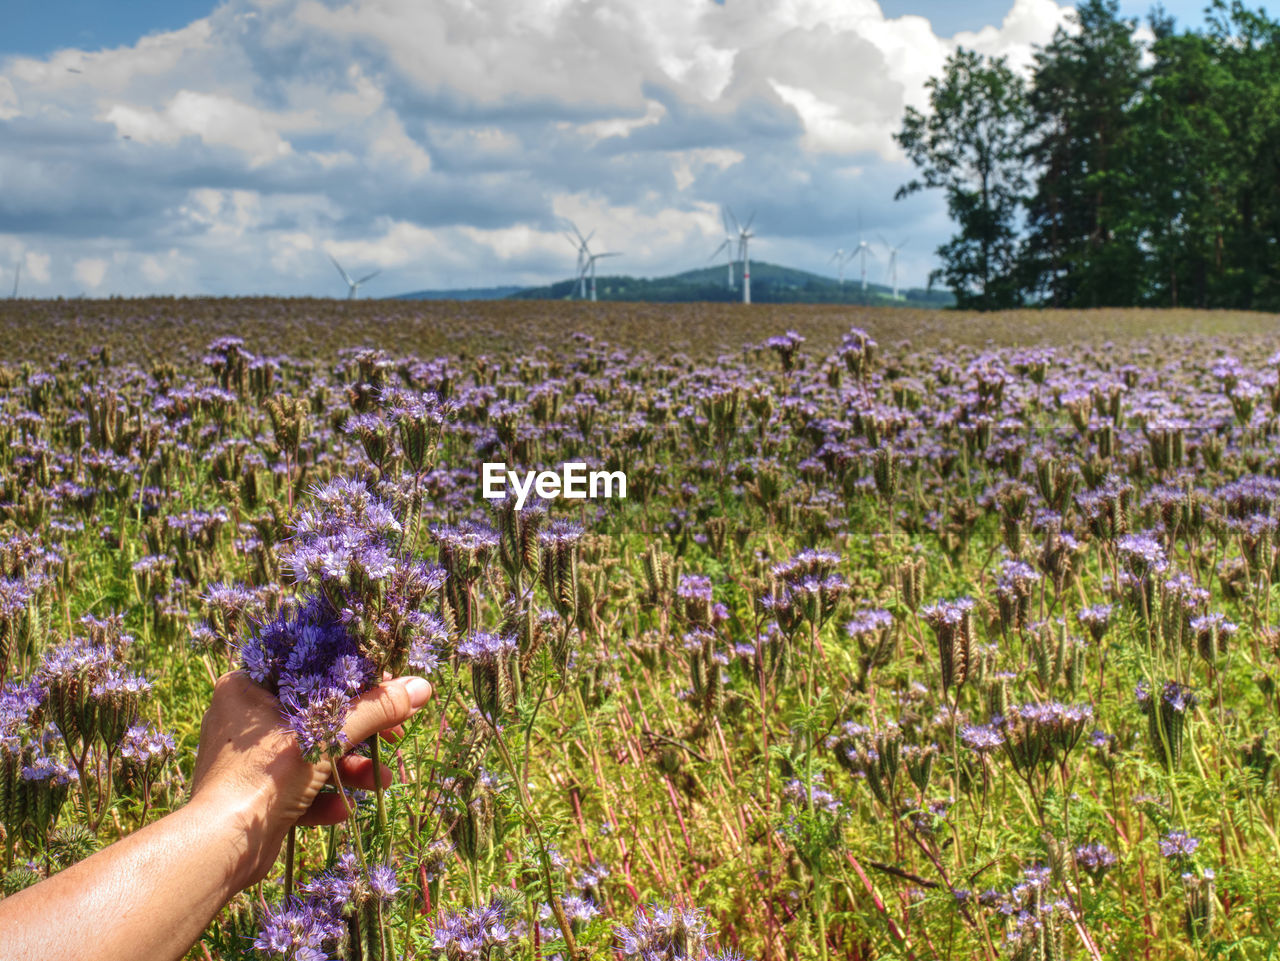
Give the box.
[0,297,1277,365]
[0,304,1279,959]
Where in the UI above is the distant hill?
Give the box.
[508,260,954,307]
[387,285,525,301]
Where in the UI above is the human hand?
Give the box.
[188,671,432,888]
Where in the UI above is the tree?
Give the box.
[1021,0,1146,307]
[894,49,1031,310]
[1203,1,1280,308]
[1128,24,1237,307]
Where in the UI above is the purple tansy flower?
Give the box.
[1074,842,1118,878]
[1117,532,1169,574]
[254,897,344,959]
[921,597,975,627]
[456,631,517,665]
[1161,681,1198,713]
[0,680,43,752]
[327,654,374,696]
[431,522,500,575]
[91,671,151,700]
[615,903,712,959]
[1077,603,1113,641]
[1182,616,1233,639]
[1159,830,1201,859]
[676,575,713,604]
[280,686,350,762]
[845,608,894,638]
[119,722,175,766]
[367,863,400,902]
[961,723,1005,755]
[407,612,448,675]
[537,518,585,549]
[771,549,841,583]
[430,899,514,959]
[300,850,361,913]
[559,894,599,924]
[21,755,78,786]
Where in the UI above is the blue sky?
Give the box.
[8,1,223,58]
[879,0,1214,36]
[0,1,1230,297]
[7,1,1217,57]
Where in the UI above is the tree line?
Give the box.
[897,0,1280,310]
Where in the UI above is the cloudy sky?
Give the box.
[3,0,1215,298]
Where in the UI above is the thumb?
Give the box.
[342,676,432,745]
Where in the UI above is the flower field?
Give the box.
[2,299,1280,959]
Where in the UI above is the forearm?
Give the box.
[0,794,273,961]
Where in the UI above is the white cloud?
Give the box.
[138,249,192,285]
[367,112,432,175]
[0,0,1075,295]
[575,99,667,143]
[0,77,18,120]
[103,90,298,166]
[23,251,51,284]
[74,258,108,289]
[267,232,317,274]
[671,147,743,191]
[955,0,1075,73]
[769,82,886,156]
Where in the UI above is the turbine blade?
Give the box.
[329,254,353,286]
[743,211,756,231]
[355,270,381,285]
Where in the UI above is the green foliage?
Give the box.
[895,49,1031,310]
[511,261,955,307]
[902,0,1280,311]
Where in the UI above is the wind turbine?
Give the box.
[328,254,380,300]
[10,263,19,300]
[563,220,597,300]
[880,236,909,300]
[829,248,855,287]
[727,208,755,304]
[579,250,621,302]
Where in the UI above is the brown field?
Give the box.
[0,297,1278,365]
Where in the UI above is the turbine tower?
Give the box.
[880,236,909,300]
[727,208,755,304]
[563,220,597,300]
[580,251,620,302]
[10,263,19,299]
[329,254,381,300]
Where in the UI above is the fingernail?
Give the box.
[404,676,431,708]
